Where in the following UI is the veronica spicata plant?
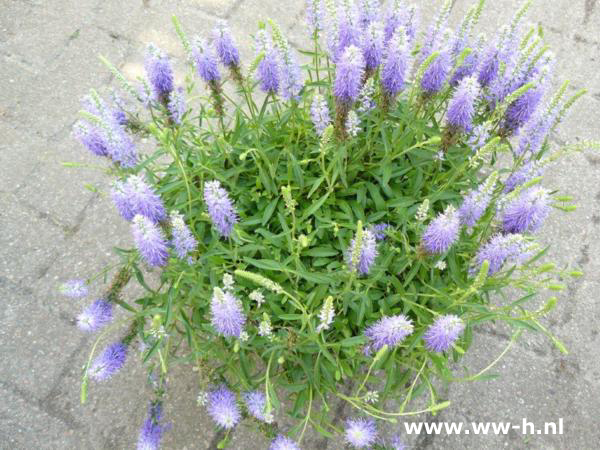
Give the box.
[64,1,598,448]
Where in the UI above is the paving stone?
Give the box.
[0,196,67,286]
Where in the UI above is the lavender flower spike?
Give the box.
[345,417,377,449]
[311,94,331,136]
[207,385,241,429]
[73,123,109,157]
[466,123,490,152]
[75,93,137,167]
[191,36,220,83]
[503,87,544,133]
[305,0,324,33]
[364,314,414,353]
[345,227,378,275]
[477,44,499,87]
[204,180,238,238]
[458,172,497,227]
[169,211,197,262]
[111,180,135,221]
[89,341,127,381]
[167,87,186,125]
[272,25,303,101]
[59,279,88,298]
[446,76,480,131]
[424,314,465,352]
[503,161,543,193]
[334,45,365,105]
[361,21,384,72]
[501,187,551,234]
[144,44,174,102]
[421,48,451,95]
[125,175,167,223]
[381,27,411,101]
[132,215,169,267]
[137,403,166,450]
[474,233,531,275]
[213,22,240,69]
[255,30,280,94]
[77,299,113,332]
[422,206,460,254]
[210,287,246,338]
[371,223,390,241]
[243,390,273,423]
[270,435,300,450]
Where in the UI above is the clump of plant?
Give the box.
[62,0,597,448]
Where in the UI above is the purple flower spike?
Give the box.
[111,180,135,221]
[137,403,166,450]
[458,174,496,227]
[364,314,414,353]
[474,233,531,275]
[371,223,390,241]
[467,123,490,152]
[503,87,544,133]
[243,390,272,423]
[125,175,166,224]
[477,44,499,87]
[344,417,377,449]
[89,341,127,381]
[255,30,281,94]
[132,215,169,267]
[311,94,331,136]
[207,385,241,429]
[501,187,551,234]
[422,206,460,254]
[74,123,110,157]
[516,104,560,156]
[306,0,324,33]
[446,76,480,131]
[421,48,451,94]
[169,211,197,262]
[334,45,365,105]
[204,180,238,238]
[192,37,220,83]
[270,435,300,450]
[144,44,174,101]
[210,287,246,338]
[504,161,543,193]
[77,299,113,332]
[213,22,240,68]
[450,47,479,87]
[361,21,384,71]
[277,40,303,101]
[345,228,378,275]
[59,279,89,298]
[385,2,418,43]
[424,314,465,352]
[381,28,410,98]
[358,0,379,27]
[75,94,137,168]
[335,15,361,62]
[167,87,186,124]
[259,52,281,94]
